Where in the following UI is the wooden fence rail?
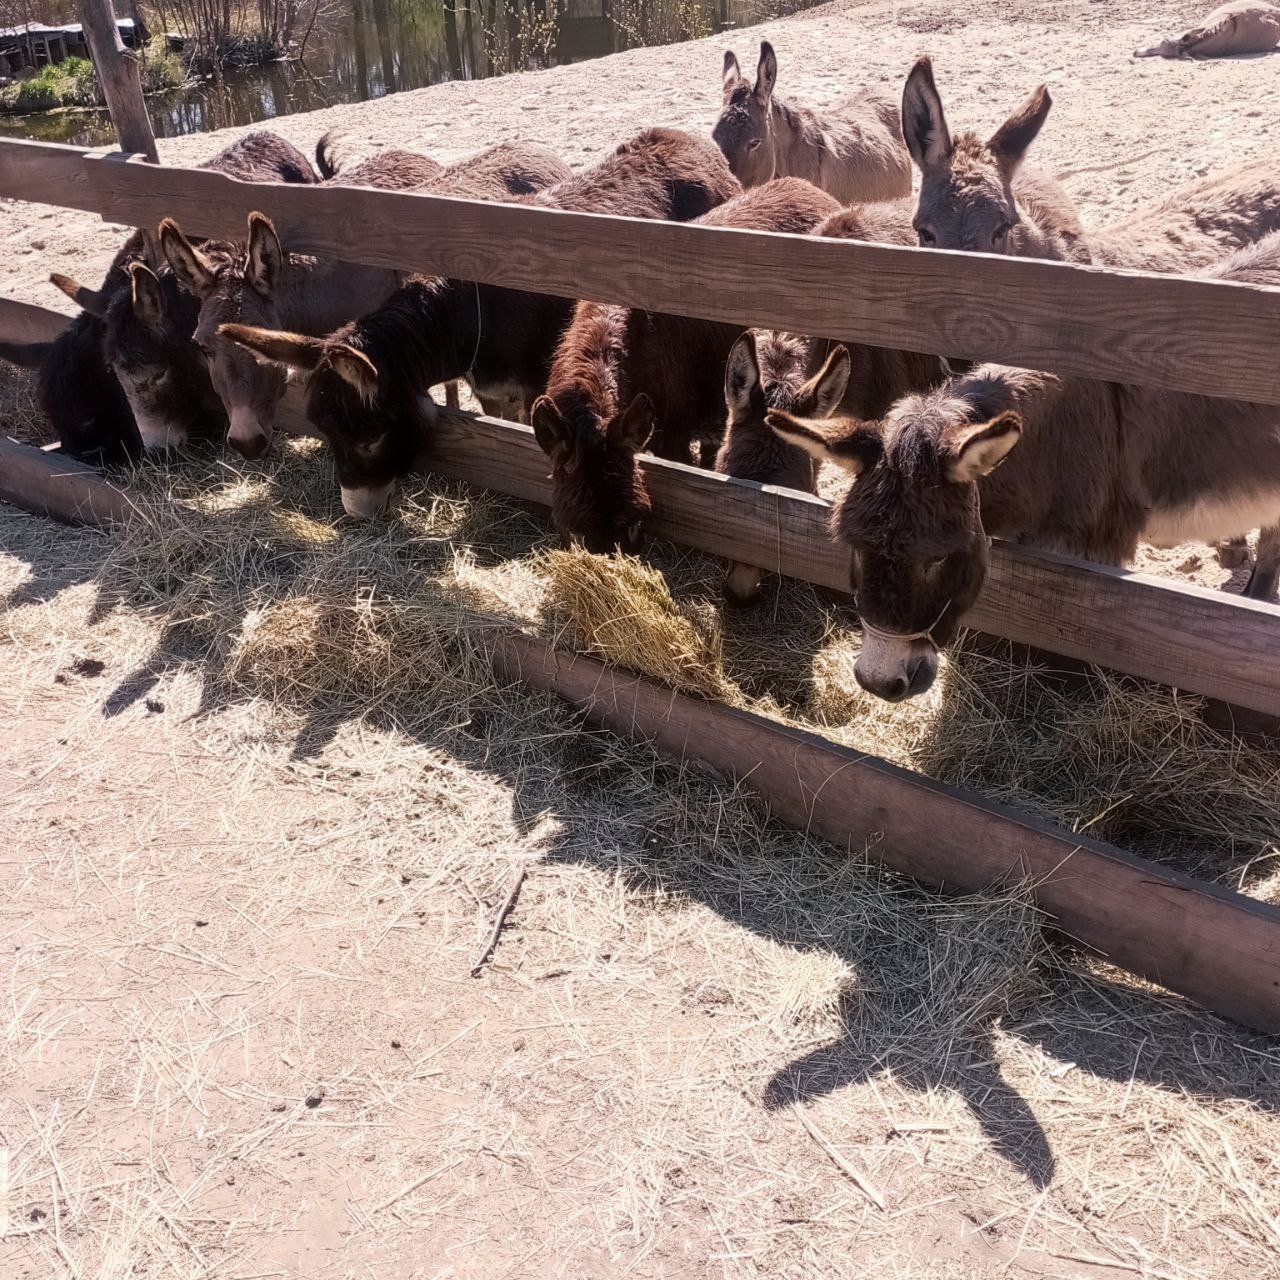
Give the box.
[2,139,1280,402]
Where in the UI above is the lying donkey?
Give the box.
[159,140,572,458]
[219,128,741,517]
[715,329,851,604]
[766,231,1280,702]
[0,131,318,463]
[530,177,839,553]
[713,41,910,204]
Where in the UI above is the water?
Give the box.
[0,0,819,147]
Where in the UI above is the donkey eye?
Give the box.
[916,227,936,247]
[745,139,763,153]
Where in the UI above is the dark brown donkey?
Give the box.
[161,141,572,458]
[219,128,741,517]
[902,57,1280,595]
[713,41,910,203]
[767,231,1280,702]
[0,131,317,463]
[715,329,850,604]
[530,177,839,553]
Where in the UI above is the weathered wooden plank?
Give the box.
[423,408,1280,716]
[492,628,1280,1034]
[0,437,132,525]
[81,0,159,164]
[0,139,97,212]
[0,296,71,346]
[83,150,1280,405]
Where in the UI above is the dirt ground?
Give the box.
[4,1,1280,1277]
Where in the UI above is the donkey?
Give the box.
[218,128,740,516]
[901,60,1280,589]
[901,57,1089,261]
[0,131,318,463]
[529,177,839,553]
[716,330,851,604]
[161,140,573,458]
[766,231,1280,702]
[713,41,910,204]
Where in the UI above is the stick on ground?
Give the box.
[470,864,529,977]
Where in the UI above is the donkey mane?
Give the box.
[542,302,627,436]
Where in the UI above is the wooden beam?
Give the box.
[0,139,98,212]
[422,408,1280,716]
[492,629,1280,1034]
[0,436,132,525]
[83,152,1280,405]
[79,0,158,163]
[0,296,72,345]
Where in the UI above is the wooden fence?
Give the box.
[4,135,1280,1030]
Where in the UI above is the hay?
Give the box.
[538,547,731,699]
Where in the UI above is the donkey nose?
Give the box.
[227,432,268,461]
[854,665,910,703]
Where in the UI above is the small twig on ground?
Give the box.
[794,1106,886,1211]
[369,1157,463,1214]
[470,864,529,977]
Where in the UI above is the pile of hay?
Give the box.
[93,443,1280,897]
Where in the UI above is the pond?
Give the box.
[0,0,822,146]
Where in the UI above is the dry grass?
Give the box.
[4,436,1280,1277]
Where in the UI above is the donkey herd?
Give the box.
[5,43,1280,703]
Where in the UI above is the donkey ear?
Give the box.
[160,219,218,299]
[246,212,285,296]
[803,344,851,419]
[218,322,326,372]
[766,409,882,475]
[532,395,572,461]
[755,41,777,107]
[328,342,379,401]
[944,411,1022,482]
[902,56,954,173]
[987,84,1051,173]
[608,392,655,454]
[722,49,742,91]
[725,331,761,416]
[49,272,108,319]
[127,262,165,329]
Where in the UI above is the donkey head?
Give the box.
[531,394,656,555]
[902,56,1051,255]
[712,41,780,188]
[721,332,850,605]
[767,393,1021,701]
[218,322,434,518]
[161,212,290,459]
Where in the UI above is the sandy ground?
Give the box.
[4,2,1280,1277]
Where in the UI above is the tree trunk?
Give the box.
[371,0,396,93]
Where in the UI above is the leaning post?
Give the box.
[79,0,159,163]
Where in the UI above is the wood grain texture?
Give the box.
[81,150,1280,405]
[491,629,1280,1034]
[80,0,159,163]
[0,437,133,525]
[0,296,72,345]
[0,139,98,212]
[423,407,1280,715]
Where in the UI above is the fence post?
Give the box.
[79,0,159,162]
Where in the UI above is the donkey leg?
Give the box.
[444,381,461,410]
[1244,525,1280,602]
[1216,535,1251,570]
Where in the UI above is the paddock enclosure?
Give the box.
[3,3,1280,1277]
